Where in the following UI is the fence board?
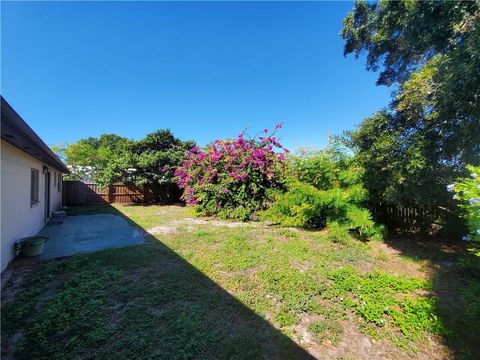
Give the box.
[64,181,160,205]
[371,203,462,232]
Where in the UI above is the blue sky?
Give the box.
[1,1,390,151]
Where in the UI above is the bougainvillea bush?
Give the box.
[262,140,385,240]
[175,125,288,220]
[450,165,480,243]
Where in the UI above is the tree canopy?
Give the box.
[62,130,194,194]
[63,134,133,180]
[342,0,480,209]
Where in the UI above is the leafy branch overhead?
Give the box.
[341,0,480,213]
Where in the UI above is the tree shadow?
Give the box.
[3,203,315,359]
[383,234,480,360]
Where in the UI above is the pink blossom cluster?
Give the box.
[175,123,288,207]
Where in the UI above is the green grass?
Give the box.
[2,204,479,359]
[308,319,343,345]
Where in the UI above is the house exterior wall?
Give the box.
[1,140,64,272]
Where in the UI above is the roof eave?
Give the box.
[1,97,70,174]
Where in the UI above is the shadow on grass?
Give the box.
[1,203,315,359]
[384,235,480,360]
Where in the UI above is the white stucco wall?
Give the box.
[1,140,64,272]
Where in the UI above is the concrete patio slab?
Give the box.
[38,214,144,259]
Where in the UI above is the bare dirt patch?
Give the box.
[296,312,445,360]
[372,242,429,279]
[147,217,253,235]
[1,258,45,305]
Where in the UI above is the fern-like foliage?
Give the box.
[262,140,385,240]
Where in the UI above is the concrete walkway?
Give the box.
[38,214,144,259]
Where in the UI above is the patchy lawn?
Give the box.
[2,205,479,359]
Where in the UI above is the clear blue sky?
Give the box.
[1,1,390,151]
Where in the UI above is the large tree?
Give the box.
[61,134,133,181]
[342,0,480,209]
[63,130,194,202]
[120,129,195,189]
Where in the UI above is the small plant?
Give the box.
[449,165,480,244]
[308,319,343,345]
[175,124,288,220]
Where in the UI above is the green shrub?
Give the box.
[262,142,385,240]
[175,125,287,221]
[450,165,480,243]
[325,221,351,243]
[292,141,362,190]
[261,182,326,227]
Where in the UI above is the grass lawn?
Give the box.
[2,205,479,359]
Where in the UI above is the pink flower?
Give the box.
[175,125,286,210]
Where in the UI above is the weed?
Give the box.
[308,319,343,345]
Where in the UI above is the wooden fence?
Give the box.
[371,203,463,233]
[63,181,180,206]
[63,181,464,233]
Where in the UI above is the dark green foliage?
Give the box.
[342,0,479,91]
[63,130,194,202]
[341,0,480,223]
[127,130,195,187]
[120,130,194,203]
[462,280,480,319]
